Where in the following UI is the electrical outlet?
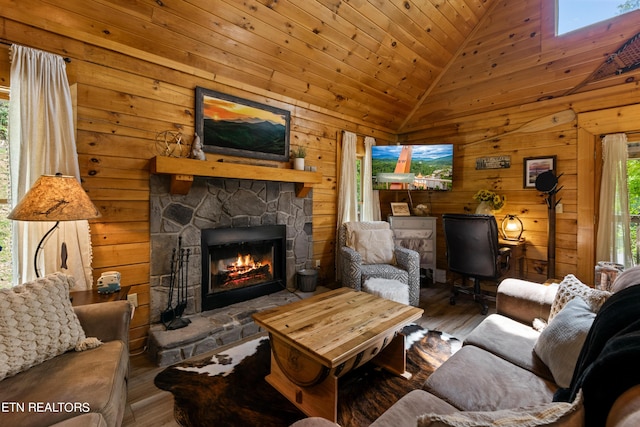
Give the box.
[556,203,563,213]
[127,293,139,308]
[315,259,321,268]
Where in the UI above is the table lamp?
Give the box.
[8,173,101,277]
[501,214,524,241]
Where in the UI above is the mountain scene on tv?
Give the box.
[201,96,287,158]
[372,144,453,191]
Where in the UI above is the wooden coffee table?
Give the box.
[252,287,423,422]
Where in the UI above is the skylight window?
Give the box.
[557,0,640,35]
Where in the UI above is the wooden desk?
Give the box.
[70,286,130,306]
[499,239,526,278]
[252,287,423,422]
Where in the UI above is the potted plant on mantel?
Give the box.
[292,146,306,171]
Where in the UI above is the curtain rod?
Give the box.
[600,131,640,138]
[0,40,71,62]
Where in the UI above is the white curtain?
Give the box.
[335,131,357,280]
[337,131,358,226]
[361,136,381,221]
[9,45,94,288]
[596,133,633,267]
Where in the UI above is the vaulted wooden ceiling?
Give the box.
[6,0,640,133]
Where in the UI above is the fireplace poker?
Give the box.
[160,247,177,326]
[166,238,191,330]
[175,248,190,318]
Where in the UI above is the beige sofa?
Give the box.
[0,273,131,427]
[292,271,640,427]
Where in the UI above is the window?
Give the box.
[628,143,640,264]
[0,98,11,288]
[557,0,640,35]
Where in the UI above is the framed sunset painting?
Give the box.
[195,87,291,161]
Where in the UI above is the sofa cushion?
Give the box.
[0,340,128,427]
[424,345,557,411]
[369,390,458,427]
[417,391,584,427]
[0,272,100,381]
[464,314,553,382]
[534,297,595,388]
[549,274,610,322]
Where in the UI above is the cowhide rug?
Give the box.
[154,324,460,427]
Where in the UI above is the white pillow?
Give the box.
[548,274,610,322]
[0,272,100,381]
[352,229,396,265]
[534,297,595,388]
[417,391,583,427]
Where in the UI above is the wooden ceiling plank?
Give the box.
[331,0,453,64]
[260,0,437,87]
[392,0,467,46]
[367,0,460,53]
[398,0,500,131]
[252,0,433,97]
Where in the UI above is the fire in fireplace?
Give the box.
[201,225,286,311]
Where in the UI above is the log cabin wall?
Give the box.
[0,22,394,353]
[1,1,640,353]
[388,80,640,285]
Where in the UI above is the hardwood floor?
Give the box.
[122,281,494,426]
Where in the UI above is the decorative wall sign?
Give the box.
[475,156,511,170]
[523,156,556,188]
[195,87,291,162]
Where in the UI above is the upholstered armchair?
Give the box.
[338,221,421,306]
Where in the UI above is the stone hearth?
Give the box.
[148,286,328,366]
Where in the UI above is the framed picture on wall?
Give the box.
[523,156,556,188]
[390,202,411,216]
[195,87,291,162]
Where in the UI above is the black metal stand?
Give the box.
[34,221,60,278]
[535,171,563,280]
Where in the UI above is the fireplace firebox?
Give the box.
[201,225,286,311]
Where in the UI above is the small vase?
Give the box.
[475,201,494,215]
[293,158,305,171]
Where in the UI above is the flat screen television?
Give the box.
[372,144,453,191]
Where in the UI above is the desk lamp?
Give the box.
[501,214,524,241]
[8,173,101,277]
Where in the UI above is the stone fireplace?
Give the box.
[149,174,313,323]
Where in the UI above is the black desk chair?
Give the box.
[442,213,512,314]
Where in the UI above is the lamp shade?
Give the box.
[501,214,523,241]
[8,174,101,222]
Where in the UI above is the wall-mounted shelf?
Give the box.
[150,156,323,197]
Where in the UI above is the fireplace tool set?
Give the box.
[161,237,191,330]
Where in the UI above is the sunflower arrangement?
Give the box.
[473,189,506,210]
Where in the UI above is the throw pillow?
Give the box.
[352,229,396,265]
[534,297,595,388]
[548,274,610,323]
[417,391,583,427]
[0,272,101,381]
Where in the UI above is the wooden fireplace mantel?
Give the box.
[150,156,323,197]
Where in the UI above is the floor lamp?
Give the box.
[8,173,101,278]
